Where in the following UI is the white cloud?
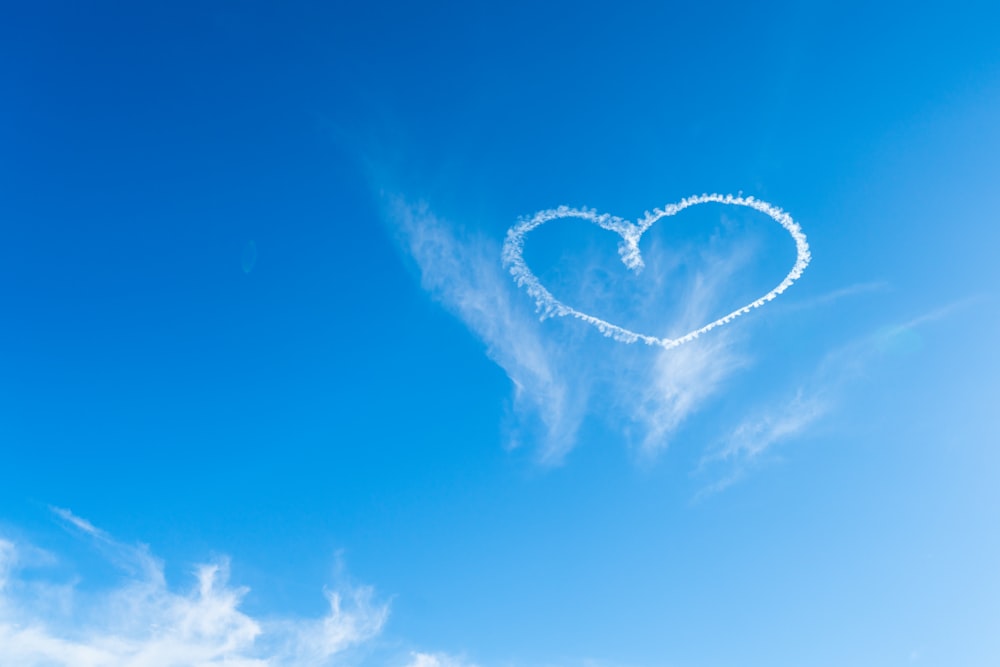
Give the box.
[50,506,102,536]
[385,196,755,461]
[0,510,389,667]
[502,194,810,349]
[694,392,827,498]
[632,335,743,456]
[387,197,585,462]
[623,240,755,456]
[404,652,478,667]
[715,393,826,464]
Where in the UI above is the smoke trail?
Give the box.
[501,193,811,349]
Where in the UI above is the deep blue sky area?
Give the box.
[1,3,999,667]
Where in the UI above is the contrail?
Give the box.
[501,193,811,349]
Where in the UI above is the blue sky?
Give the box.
[2,1,1000,666]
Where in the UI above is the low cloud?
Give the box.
[404,652,478,667]
[0,509,390,667]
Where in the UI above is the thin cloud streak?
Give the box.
[50,506,102,536]
[777,280,890,312]
[405,652,478,667]
[51,504,164,585]
[695,298,973,497]
[694,393,827,499]
[388,197,584,462]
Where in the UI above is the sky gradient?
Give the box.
[2,2,1000,666]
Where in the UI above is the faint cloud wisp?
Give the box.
[388,197,585,462]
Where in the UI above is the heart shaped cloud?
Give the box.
[501,193,811,349]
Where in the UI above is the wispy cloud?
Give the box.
[777,280,889,312]
[624,237,756,456]
[632,334,744,457]
[694,299,973,497]
[50,505,163,584]
[405,652,478,667]
[385,197,751,462]
[387,190,976,491]
[0,509,389,667]
[388,198,585,462]
[50,506,102,536]
[695,392,827,498]
[713,393,826,464]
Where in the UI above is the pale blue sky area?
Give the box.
[1,2,999,666]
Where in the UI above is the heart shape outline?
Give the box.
[501,193,811,349]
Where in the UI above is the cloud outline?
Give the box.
[502,193,811,349]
